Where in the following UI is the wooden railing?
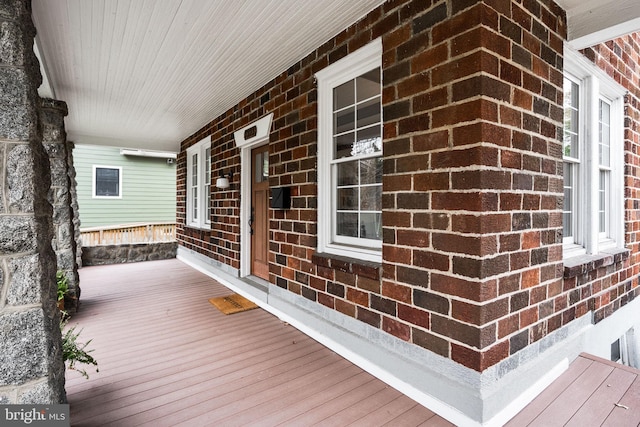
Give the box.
[80,223,176,247]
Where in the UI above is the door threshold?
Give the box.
[240,275,269,292]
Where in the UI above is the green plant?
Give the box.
[61,320,99,379]
[56,271,68,302]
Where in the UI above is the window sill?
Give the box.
[312,252,381,280]
[185,224,211,232]
[563,248,629,279]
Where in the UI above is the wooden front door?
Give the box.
[250,145,269,280]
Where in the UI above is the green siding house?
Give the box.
[74,144,176,228]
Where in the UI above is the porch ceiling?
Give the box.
[32,1,640,153]
[31,0,386,153]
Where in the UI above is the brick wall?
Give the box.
[380,0,567,371]
[178,0,638,373]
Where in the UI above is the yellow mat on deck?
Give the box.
[209,294,258,315]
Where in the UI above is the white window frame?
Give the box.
[316,38,382,263]
[92,165,122,199]
[563,47,626,258]
[186,136,211,229]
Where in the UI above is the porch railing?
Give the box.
[79,222,176,247]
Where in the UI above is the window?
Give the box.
[93,166,122,198]
[316,38,382,262]
[186,137,211,229]
[562,48,625,258]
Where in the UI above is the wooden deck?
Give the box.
[507,353,640,426]
[66,259,451,426]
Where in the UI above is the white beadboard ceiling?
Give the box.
[32,0,385,152]
[32,0,640,153]
[556,0,640,49]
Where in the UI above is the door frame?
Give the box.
[233,113,273,278]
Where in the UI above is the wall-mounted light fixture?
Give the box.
[216,172,233,189]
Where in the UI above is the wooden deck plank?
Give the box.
[96,351,331,425]
[103,352,344,426]
[418,415,457,427]
[383,403,440,427]
[71,331,332,424]
[176,360,360,426]
[69,334,322,423]
[601,371,640,427]
[67,259,442,426]
[348,395,423,426]
[281,376,391,425]
[67,320,304,394]
[506,353,640,427]
[243,371,376,426]
[312,385,411,426]
[505,356,593,426]
[565,366,636,426]
[525,361,614,426]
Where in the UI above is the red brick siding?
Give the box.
[381,0,567,371]
[176,1,636,373]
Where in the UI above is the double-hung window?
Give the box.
[562,47,625,258]
[186,137,212,229]
[316,38,382,262]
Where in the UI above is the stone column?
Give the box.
[0,0,66,404]
[67,141,83,269]
[42,98,80,313]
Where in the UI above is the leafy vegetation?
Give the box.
[57,271,99,379]
[60,321,99,379]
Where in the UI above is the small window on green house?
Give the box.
[93,166,122,198]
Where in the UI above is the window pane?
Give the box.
[334,106,355,134]
[337,161,358,186]
[599,170,607,233]
[360,212,382,240]
[334,132,355,159]
[334,80,354,110]
[563,162,573,239]
[95,168,119,197]
[360,158,382,185]
[563,78,579,159]
[361,185,382,211]
[355,126,382,156]
[192,187,198,220]
[337,187,358,210]
[192,153,198,185]
[357,98,381,128]
[254,152,261,183]
[205,149,211,181]
[337,212,358,237]
[356,68,380,101]
[599,100,611,167]
[263,152,269,179]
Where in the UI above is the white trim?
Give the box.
[234,114,273,278]
[92,165,122,199]
[316,38,383,263]
[563,46,626,258]
[186,136,211,230]
[234,113,273,148]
